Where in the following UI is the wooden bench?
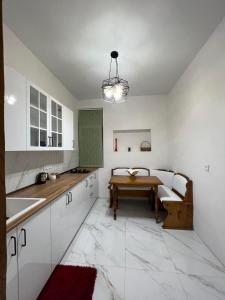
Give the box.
[108,167,152,208]
[152,170,193,229]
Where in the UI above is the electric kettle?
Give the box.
[36,172,48,184]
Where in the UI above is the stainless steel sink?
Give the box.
[6,197,46,222]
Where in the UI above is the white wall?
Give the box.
[77,95,169,197]
[4,24,79,193]
[169,17,225,265]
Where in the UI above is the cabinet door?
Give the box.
[27,82,49,150]
[17,207,51,300]
[7,229,18,300]
[79,177,94,217]
[51,193,73,267]
[93,171,99,200]
[4,66,27,151]
[63,105,74,150]
[70,181,87,233]
[87,174,95,206]
[49,98,63,150]
[86,172,98,207]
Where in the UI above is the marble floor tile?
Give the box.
[162,230,225,277]
[125,215,161,234]
[125,230,176,272]
[63,222,126,268]
[93,265,125,300]
[125,268,186,300]
[60,198,225,300]
[178,274,225,300]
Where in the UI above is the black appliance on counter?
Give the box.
[36,172,48,184]
[69,168,90,174]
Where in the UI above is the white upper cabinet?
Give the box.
[27,82,50,150]
[4,66,75,151]
[49,97,63,150]
[63,105,74,150]
[4,66,27,151]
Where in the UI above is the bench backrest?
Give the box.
[172,173,193,202]
[151,169,193,203]
[111,167,150,176]
[151,169,174,188]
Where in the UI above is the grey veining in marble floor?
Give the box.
[61,198,225,300]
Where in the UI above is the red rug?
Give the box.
[37,265,97,300]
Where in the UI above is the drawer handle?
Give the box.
[21,229,27,247]
[69,191,72,203]
[66,193,70,205]
[10,236,17,256]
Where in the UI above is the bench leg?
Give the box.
[113,185,118,220]
[154,186,160,223]
[109,189,113,208]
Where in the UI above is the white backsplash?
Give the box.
[5,150,79,193]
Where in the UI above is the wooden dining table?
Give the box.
[109,175,163,222]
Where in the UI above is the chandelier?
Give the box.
[102,51,129,103]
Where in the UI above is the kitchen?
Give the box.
[1,1,225,300]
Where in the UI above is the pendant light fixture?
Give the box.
[102,51,129,103]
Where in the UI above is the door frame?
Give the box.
[0,0,7,299]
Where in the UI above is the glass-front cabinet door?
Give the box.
[27,83,49,150]
[50,98,63,149]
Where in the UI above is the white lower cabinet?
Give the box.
[7,229,18,300]
[51,192,74,268]
[70,181,87,234]
[51,179,92,267]
[7,171,98,299]
[87,171,98,205]
[6,206,51,300]
[17,207,52,300]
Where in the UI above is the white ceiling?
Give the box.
[3,0,225,100]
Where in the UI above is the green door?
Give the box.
[78,109,103,167]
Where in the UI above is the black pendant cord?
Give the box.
[108,57,119,80]
[108,57,112,80]
[116,58,119,78]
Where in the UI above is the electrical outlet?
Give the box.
[204,165,210,172]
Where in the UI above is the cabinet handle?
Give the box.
[21,229,27,247]
[10,236,17,256]
[85,179,88,188]
[66,193,70,205]
[69,191,72,203]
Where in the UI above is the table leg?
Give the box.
[109,188,113,208]
[154,186,160,223]
[113,185,118,220]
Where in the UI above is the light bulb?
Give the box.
[113,84,123,102]
[103,86,113,99]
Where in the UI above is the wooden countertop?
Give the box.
[6,169,97,233]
